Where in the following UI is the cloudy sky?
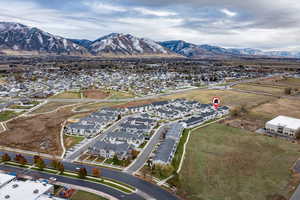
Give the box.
[1,0,300,51]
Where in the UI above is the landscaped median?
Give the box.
[2,161,135,194]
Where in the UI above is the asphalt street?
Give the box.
[125,125,167,174]
[0,164,142,200]
[0,151,180,200]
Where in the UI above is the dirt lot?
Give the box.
[0,106,83,156]
[83,89,109,99]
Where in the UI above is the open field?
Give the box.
[251,98,300,119]
[64,134,85,150]
[82,89,109,99]
[112,99,163,108]
[0,110,19,122]
[74,102,124,112]
[257,77,300,90]
[71,190,108,200]
[51,91,82,99]
[178,123,300,200]
[30,102,76,114]
[107,90,135,99]
[232,83,286,96]
[0,106,85,155]
[163,89,276,108]
[225,97,300,132]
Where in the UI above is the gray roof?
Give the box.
[166,123,184,140]
[91,141,131,153]
[154,138,176,163]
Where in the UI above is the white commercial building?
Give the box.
[265,115,300,138]
[0,172,63,200]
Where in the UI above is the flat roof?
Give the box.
[0,174,15,187]
[266,115,300,130]
[0,179,52,200]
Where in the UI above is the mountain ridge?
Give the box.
[1,21,300,59]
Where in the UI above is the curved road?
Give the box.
[0,151,179,200]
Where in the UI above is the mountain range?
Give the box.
[1,21,300,59]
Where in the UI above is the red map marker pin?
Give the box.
[212,97,221,110]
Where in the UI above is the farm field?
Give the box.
[178,123,300,200]
[163,89,276,108]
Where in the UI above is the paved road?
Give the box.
[0,164,142,200]
[0,151,180,200]
[125,125,168,174]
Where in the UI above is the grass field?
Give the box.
[64,134,85,150]
[30,102,76,114]
[251,98,300,119]
[258,77,300,90]
[163,89,276,108]
[178,123,300,200]
[74,102,124,112]
[51,91,82,99]
[71,190,108,200]
[0,110,18,121]
[232,83,285,96]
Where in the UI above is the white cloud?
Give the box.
[82,1,127,14]
[220,8,237,17]
[133,7,177,17]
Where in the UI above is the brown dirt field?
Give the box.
[223,117,266,132]
[83,89,109,99]
[0,106,85,156]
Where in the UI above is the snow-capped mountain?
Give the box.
[160,40,300,59]
[69,39,92,49]
[0,22,89,56]
[89,33,177,57]
[159,41,233,58]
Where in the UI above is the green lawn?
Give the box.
[178,123,300,200]
[64,135,85,150]
[0,110,18,121]
[71,190,108,200]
